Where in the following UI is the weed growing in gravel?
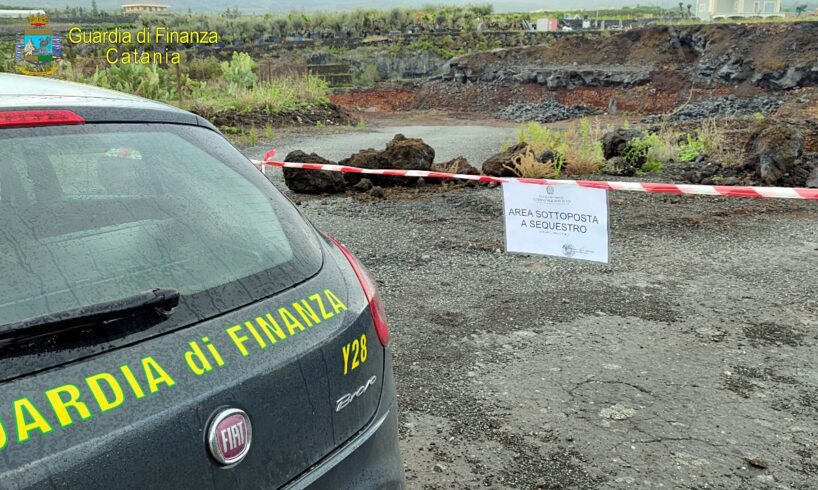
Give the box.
[513,119,605,176]
[516,122,565,155]
[623,127,686,172]
[678,134,704,162]
[561,118,605,175]
[263,124,276,140]
[695,119,733,164]
[505,149,558,178]
[624,133,665,171]
[623,119,732,171]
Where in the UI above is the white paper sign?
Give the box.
[502,182,609,263]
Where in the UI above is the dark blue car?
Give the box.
[0,74,404,489]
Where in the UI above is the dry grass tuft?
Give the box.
[504,149,557,179]
[511,118,606,177]
[561,118,606,176]
[697,118,741,165]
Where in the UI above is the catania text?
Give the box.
[66,27,220,64]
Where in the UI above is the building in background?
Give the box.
[535,18,559,32]
[121,3,169,14]
[696,0,782,21]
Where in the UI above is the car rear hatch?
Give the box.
[0,116,385,488]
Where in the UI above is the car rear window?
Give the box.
[0,123,322,380]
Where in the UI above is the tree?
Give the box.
[272,17,290,37]
[289,13,305,34]
[91,0,97,16]
[471,3,493,17]
[687,4,693,18]
[795,3,808,15]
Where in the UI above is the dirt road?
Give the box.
[246,125,818,489]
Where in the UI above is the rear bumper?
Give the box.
[284,350,405,490]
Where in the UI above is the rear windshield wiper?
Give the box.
[0,288,180,346]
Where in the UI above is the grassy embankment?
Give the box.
[54,52,332,143]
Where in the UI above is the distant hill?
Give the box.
[30,0,644,14]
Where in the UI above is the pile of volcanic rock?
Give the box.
[497,98,600,124]
[644,95,783,123]
[281,134,480,195]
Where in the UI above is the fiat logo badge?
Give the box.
[207,408,252,466]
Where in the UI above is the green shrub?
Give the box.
[624,133,664,171]
[221,52,258,93]
[353,64,381,86]
[191,74,329,115]
[624,128,690,172]
[677,134,704,162]
[516,122,565,155]
[187,56,222,81]
[263,124,276,140]
[83,63,197,101]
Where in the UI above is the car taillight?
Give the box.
[0,110,85,128]
[328,235,390,346]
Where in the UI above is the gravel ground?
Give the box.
[242,125,818,489]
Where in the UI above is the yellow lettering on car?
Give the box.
[185,341,213,376]
[279,307,306,336]
[293,300,320,327]
[119,364,146,399]
[142,357,175,393]
[325,289,348,314]
[14,398,52,442]
[341,334,368,376]
[310,293,334,320]
[203,337,225,367]
[244,321,268,349]
[0,290,354,453]
[256,314,287,344]
[86,373,124,412]
[45,384,91,427]
[227,325,250,356]
[342,344,351,375]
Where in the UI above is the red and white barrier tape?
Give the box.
[255,151,818,200]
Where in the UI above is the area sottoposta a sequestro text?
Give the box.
[507,207,601,234]
[66,27,220,65]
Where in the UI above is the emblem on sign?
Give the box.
[15,14,61,76]
[207,408,252,465]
